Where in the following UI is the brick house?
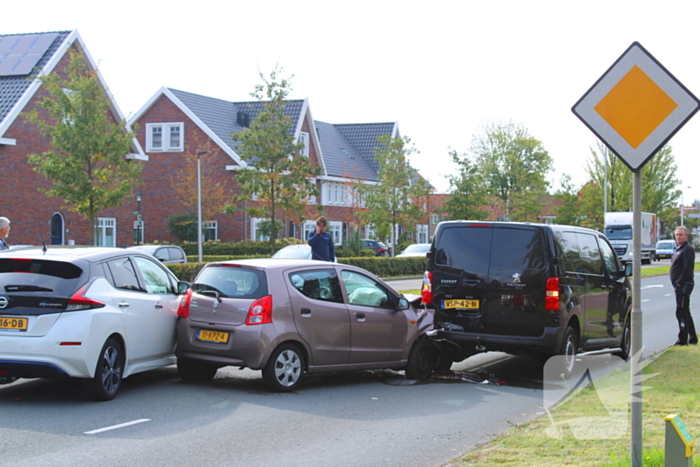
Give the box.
[129,87,432,246]
[0,30,145,247]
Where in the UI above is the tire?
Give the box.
[177,358,218,382]
[88,338,124,401]
[614,318,631,360]
[558,326,578,380]
[262,344,304,392]
[405,337,434,379]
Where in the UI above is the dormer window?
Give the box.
[146,123,184,152]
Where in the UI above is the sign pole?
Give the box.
[631,170,643,467]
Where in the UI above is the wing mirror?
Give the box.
[397,297,410,310]
[624,262,633,277]
[177,281,190,294]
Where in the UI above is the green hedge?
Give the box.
[166,256,426,283]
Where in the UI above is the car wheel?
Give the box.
[615,318,631,360]
[558,326,578,379]
[405,337,434,379]
[177,358,218,382]
[262,343,304,392]
[88,338,124,401]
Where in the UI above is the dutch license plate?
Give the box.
[442,299,480,310]
[0,317,28,331]
[196,329,230,344]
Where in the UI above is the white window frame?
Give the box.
[146,122,184,152]
[134,220,144,245]
[431,213,439,225]
[365,225,376,240]
[303,221,316,241]
[328,221,342,245]
[96,218,116,247]
[417,224,429,243]
[299,131,310,157]
[203,220,218,241]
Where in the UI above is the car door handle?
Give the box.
[154,302,164,309]
[355,312,366,322]
[118,301,130,308]
[300,307,311,317]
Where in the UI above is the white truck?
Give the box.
[604,212,658,264]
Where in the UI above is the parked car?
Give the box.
[128,244,187,263]
[272,244,337,262]
[654,240,676,261]
[397,243,431,258]
[422,221,632,377]
[175,258,434,391]
[362,239,389,257]
[0,246,189,400]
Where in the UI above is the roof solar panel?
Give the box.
[0,33,59,76]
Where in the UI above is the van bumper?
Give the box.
[436,326,562,356]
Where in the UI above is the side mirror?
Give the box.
[624,262,633,277]
[397,297,410,311]
[177,281,190,294]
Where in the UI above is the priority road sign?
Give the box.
[572,42,700,172]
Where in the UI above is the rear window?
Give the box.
[434,226,492,278]
[193,265,268,299]
[0,258,84,296]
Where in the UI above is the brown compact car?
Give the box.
[175,259,434,391]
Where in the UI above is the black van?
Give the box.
[422,221,632,375]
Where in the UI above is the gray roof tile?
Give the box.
[0,31,70,125]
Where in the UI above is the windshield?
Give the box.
[403,244,430,254]
[657,242,675,250]
[272,246,311,259]
[605,227,632,240]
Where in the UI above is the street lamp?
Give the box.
[196,151,210,262]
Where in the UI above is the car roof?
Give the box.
[0,246,149,263]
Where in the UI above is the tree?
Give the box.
[443,149,489,220]
[28,50,141,244]
[356,135,431,249]
[552,174,583,226]
[585,141,681,223]
[225,67,319,255]
[469,122,553,221]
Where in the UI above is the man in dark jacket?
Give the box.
[308,216,335,262]
[670,226,697,345]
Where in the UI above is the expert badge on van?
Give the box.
[421,221,632,376]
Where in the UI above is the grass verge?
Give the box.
[444,345,700,467]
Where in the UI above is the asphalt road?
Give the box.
[0,273,690,467]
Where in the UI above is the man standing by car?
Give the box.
[308,216,335,262]
[0,217,10,250]
[670,226,697,345]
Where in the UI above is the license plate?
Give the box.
[442,299,480,310]
[0,317,28,331]
[196,329,230,344]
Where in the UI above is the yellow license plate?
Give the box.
[0,317,28,331]
[196,329,230,344]
[442,299,480,310]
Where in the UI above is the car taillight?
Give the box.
[545,277,560,311]
[66,285,105,311]
[177,289,193,318]
[421,271,433,304]
[246,295,273,325]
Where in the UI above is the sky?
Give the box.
[6,0,700,205]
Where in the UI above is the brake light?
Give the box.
[177,289,193,318]
[66,285,105,311]
[246,295,273,325]
[545,277,560,311]
[421,271,433,304]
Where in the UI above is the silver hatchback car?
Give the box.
[175,258,434,391]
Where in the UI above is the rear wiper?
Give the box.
[5,285,54,292]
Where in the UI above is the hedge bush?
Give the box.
[166,256,426,283]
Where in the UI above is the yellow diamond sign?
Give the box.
[573,42,699,171]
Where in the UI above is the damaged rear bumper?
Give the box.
[435,327,562,357]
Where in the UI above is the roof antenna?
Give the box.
[36,221,48,254]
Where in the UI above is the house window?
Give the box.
[303,221,315,241]
[431,214,439,225]
[146,123,184,152]
[134,221,144,245]
[203,221,217,241]
[323,182,349,206]
[365,225,376,240]
[299,131,310,157]
[328,221,342,245]
[96,218,116,247]
[417,224,429,243]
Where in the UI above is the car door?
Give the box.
[597,236,628,339]
[105,256,177,364]
[576,232,609,343]
[286,268,351,366]
[340,269,407,364]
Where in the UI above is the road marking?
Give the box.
[642,299,650,302]
[84,418,151,435]
[641,285,664,289]
[665,293,673,297]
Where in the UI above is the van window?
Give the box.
[597,237,619,276]
[555,231,583,273]
[434,226,492,279]
[491,227,546,270]
[577,233,603,275]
